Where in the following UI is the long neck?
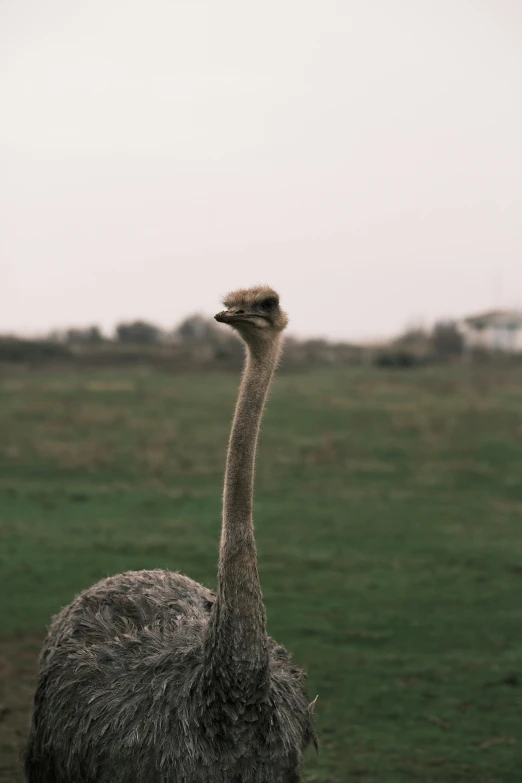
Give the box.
[205,336,282,684]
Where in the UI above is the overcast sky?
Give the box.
[1,0,521,340]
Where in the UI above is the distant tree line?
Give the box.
[48,315,238,348]
[374,320,464,367]
[0,315,493,370]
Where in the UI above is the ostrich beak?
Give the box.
[215,310,250,324]
[214,310,229,323]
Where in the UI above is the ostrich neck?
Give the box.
[205,336,282,683]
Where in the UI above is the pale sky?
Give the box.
[1,0,521,341]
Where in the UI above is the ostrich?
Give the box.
[24,286,316,783]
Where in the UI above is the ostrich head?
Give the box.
[215,285,289,345]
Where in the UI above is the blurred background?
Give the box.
[1,2,522,781]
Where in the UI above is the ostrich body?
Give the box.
[24,286,316,782]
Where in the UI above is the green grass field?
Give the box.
[1,365,522,782]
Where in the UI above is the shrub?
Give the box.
[431,320,463,357]
[0,338,72,363]
[374,349,422,369]
[176,315,216,343]
[65,326,105,345]
[115,321,163,344]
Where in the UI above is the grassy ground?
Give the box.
[1,364,522,782]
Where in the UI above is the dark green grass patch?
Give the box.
[1,366,522,781]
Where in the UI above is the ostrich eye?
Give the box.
[259,297,278,313]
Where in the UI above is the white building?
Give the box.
[458,310,522,354]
